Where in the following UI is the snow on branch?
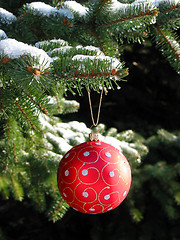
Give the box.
[26,2,74,19]
[72,54,122,70]
[0,8,17,24]
[35,39,68,50]
[63,1,89,18]
[0,30,8,40]
[0,38,51,69]
[115,0,179,9]
[49,46,73,57]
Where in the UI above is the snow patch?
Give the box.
[68,121,91,135]
[63,1,88,17]
[61,98,80,109]
[0,8,17,24]
[35,39,68,49]
[28,2,55,16]
[38,113,55,132]
[56,128,77,140]
[39,115,142,158]
[46,132,72,153]
[0,38,51,69]
[56,122,71,130]
[49,46,73,56]
[100,136,122,151]
[110,0,179,10]
[133,0,179,7]
[72,54,121,69]
[75,45,105,56]
[100,135,139,157]
[110,0,128,11]
[56,127,86,144]
[27,2,74,19]
[0,29,8,40]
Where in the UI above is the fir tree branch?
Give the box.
[157,4,180,24]
[154,25,180,62]
[6,117,12,160]
[56,68,125,80]
[13,143,17,162]
[23,90,48,115]
[15,100,37,130]
[51,181,56,194]
[54,92,62,111]
[52,198,64,220]
[9,172,23,201]
[7,117,10,140]
[100,0,111,9]
[163,4,180,13]
[92,0,111,23]
[101,9,158,27]
[0,87,3,111]
[0,176,9,199]
[90,28,106,53]
[55,0,63,9]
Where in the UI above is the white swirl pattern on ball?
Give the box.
[59,142,131,213]
[82,191,89,198]
[77,147,99,163]
[82,169,88,176]
[99,148,121,164]
[62,151,76,163]
[78,165,100,185]
[105,152,111,157]
[83,151,90,156]
[74,184,98,203]
[101,164,125,186]
[65,170,69,176]
[63,166,78,184]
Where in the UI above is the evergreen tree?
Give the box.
[0,0,180,239]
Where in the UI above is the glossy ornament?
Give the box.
[57,140,131,214]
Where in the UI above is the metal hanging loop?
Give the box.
[86,78,104,141]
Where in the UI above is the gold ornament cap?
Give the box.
[89,131,99,141]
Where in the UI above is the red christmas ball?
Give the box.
[57,141,131,214]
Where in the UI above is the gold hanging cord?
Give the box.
[86,78,104,130]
